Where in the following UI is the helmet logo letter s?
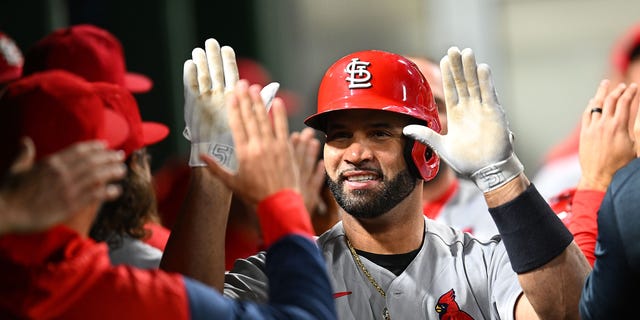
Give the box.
[345,58,372,89]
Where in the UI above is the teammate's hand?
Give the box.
[1,139,126,234]
[183,39,279,170]
[201,80,298,204]
[403,47,523,192]
[290,127,325,214]
[578,80,637,191]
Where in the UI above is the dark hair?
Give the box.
[630,44,640,64]
[89,149,158,249]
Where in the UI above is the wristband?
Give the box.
[489,183,573,273]
[470,153,524,193]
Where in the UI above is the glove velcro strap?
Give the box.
[470,153,524,193]
[189,143,210,167]
[489,183,574,273]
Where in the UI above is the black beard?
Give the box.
[327,169,417,219]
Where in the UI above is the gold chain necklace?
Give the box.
[345,236,391,320]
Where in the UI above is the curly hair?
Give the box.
[90,149,158,249]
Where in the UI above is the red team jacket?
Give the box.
[0,191,336,319]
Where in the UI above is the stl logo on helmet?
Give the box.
[345,58,372,89]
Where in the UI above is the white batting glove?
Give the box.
[183,38,279,169]
[403,47,523,192]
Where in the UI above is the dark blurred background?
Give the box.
[1,0,260,170]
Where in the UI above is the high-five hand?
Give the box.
[403,47,523,192]
[183,39,279,170]
[201,80,299,204]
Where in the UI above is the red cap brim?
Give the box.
[141,121,169,146]
[124,72,153,93]
[103,108,130,149]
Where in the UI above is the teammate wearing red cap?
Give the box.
[22,24,173,265]
[170,47,590,319]
[0,69,336,319]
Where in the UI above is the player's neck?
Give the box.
[342,186,424,254]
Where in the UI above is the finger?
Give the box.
[603,83,627,118]
[192,47,211,94]
[582,98,597,128]
[73,159,127,193]
[220,46,239,93]
[201,154,236,187]
[10,137,36,173]
[461,48,481,102]
[204,39,224,93]
[477,64,498,106]
[271,97,290,141]
[303,130,321,173]
[64,147,126,179]
[249,84,273,138]
[260,82,280,111]
[447,47,469,100]
[236,81,261,141]
[74,184,122,212]
[583,80,610,126]
[310,160,326,191]
[225,93,248,146]
[614,83,637,126]
[304,140,322,182]
[403,124,444,154]
[440,56,458,109]
[183,60,198,93]
[294,129,318,177]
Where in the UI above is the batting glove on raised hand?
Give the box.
[183,38,279,169]
[403,47,523,192]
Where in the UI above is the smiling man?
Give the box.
[162,47,593,319]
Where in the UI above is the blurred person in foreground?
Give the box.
[0,69,336,319]
[579,83,640,319]
[23,24,171,263]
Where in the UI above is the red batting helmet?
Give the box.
[305,50,441,181]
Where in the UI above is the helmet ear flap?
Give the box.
[403,137,440,181]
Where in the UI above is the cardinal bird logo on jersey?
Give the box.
[435,289,474,320]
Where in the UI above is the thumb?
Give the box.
[260,82,280,112]
[200,154,235,188]
[403,124,444,154]
[10,137,36,173]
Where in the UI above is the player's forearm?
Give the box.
[517,242,590,319]
[486,178,591,318]
[160,168,232,291]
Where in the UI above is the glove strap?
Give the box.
[470,153,524,193]
[189,143,210,167]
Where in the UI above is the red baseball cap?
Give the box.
[0,31,24,84]
[92,82,169,156]
[0,70,129,174]
[23,24,152,93]
[611,22,640,75]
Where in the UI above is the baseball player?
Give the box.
[0,69,336,319]
[168,45,590,319]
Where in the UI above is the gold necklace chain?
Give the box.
[345,236,391,320]
[345,236,386,297]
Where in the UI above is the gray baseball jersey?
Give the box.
[436,178,498,241]
[224,217,522,320]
